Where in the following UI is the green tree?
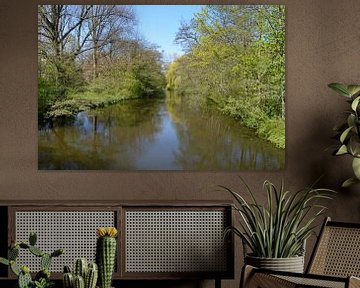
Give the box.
[168,5,285,148]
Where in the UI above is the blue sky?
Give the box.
[134,5,203,58]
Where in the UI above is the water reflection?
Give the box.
[38,93,284,170]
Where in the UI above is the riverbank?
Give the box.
[168,90,285,149]
[44,91,134,120]
[220,103,285,149]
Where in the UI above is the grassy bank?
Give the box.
[45,91,137,119]
[219,99,285,149]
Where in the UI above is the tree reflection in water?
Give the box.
[39,93,284,170]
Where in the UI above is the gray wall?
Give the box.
[1,0,360,287]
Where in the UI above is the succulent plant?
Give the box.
[63,259,98,288]
[74,258,88,280]
[85,262,98,288]
[73,275,85,288]
[96,227,118,288]
[0,232,63,288]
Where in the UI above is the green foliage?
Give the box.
[329,82,360,187]
[258,118,285,149]
[168,5,285,148]
[38,78,57,120]
[221,178,335,258]
[32,278,54,288]
[41,44,165,120]
[0,233,63,288]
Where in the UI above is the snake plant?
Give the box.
[328,83,360,187]
[221,178,334,258]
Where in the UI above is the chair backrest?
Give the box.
[307,217,360,277]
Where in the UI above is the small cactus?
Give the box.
[0,232,63,288]
[63,272,74,288]
[51,248,64,257]
[9,247,19,260]
[85,263,98,288]
[29,232,37,246]
[41,253,52,270]
[64,265,72,273]
[63,259,98,288]
[74,258,88,280]
[74,275,85,288]
[96,227,118,288]
[29,245,44,257]
[18,269,32,288]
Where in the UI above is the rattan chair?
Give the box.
[241,217,360,288]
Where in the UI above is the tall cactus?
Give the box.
[96,227,118,288]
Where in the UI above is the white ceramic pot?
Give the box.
[245,254,305,273]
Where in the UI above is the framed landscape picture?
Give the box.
[38,4,285,170]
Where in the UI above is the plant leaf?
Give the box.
[328,83,351,97]
[342,177,360,188]
[336,145,348,155]
[347,85,360,96]
[352,157,360,179]
[352,96,360,111]
[0,257,9,266]
[340,126,353,143]
[348,114,356,128]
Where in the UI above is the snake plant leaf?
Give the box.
[351,96,360,111]
[340,126,353,143]
[347,85,360,96]
[352,157,360,179]
[342,177,360,188]
[328,83,352,97]
[336,144,348,155]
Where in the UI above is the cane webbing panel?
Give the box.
[15,211,115,272]
[277,275,345,288]
[309,226,360,277]
[125,210,227,273]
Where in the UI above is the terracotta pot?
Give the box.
[245,254,305,273]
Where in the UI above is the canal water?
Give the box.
[38,94,284,170]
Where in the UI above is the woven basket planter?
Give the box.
[245,254,305,273]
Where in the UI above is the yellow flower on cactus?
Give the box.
[97,227,118,238]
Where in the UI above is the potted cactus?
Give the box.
[0,232,63,288]
[62,258,98,288]
[96,227,118,288]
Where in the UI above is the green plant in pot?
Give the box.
[328,83,360,187]
[221,179,334,273]
[0,232,63,288]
